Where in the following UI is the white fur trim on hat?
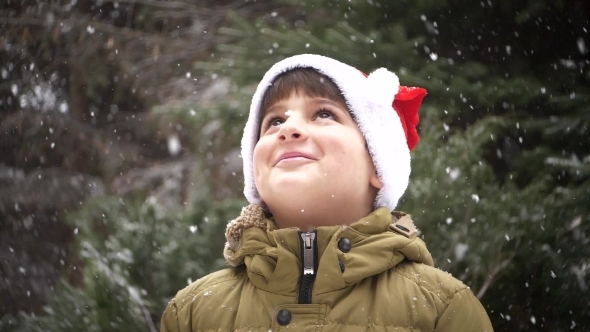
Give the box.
[241,54,410,211]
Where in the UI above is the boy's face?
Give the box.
[253,90,382,228]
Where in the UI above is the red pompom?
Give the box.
[393,86,427,151]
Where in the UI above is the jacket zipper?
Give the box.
[298,231,318,304]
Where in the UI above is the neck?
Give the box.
[269,202,374,230]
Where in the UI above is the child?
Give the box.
[160,54,494,331]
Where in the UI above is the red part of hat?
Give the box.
[359,70,427,151]
[393,86,427,151]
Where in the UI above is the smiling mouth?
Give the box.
[276,156,315,167]
[274,151,317,166]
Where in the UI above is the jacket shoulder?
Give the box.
[392,261,469,305]
[172,265,247,313]
[160,266,248,332]
[390,262,494,331]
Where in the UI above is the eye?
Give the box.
[269,117,284,126]
[316,108,336,120]
[262,115,284,131]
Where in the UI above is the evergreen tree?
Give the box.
[199,0,590,330]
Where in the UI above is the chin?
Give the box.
[269,183,317,200]
[269,172,322,189]
[263,182,321,204]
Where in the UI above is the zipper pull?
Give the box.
[301,232,316,275]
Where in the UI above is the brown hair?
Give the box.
[259,67,349,117]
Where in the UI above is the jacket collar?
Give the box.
[223,204,434,296]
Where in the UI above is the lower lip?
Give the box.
[276,157,313,165]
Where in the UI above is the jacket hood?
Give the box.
[223,204,434,295]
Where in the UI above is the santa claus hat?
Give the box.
[241,54,427,211]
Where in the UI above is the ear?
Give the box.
[370,169,383,190]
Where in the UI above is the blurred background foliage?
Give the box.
[1,0,589,331]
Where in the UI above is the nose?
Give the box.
[277,115,308,142]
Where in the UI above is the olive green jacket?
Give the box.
[161,205,493,331]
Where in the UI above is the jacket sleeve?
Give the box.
[160,299,181,332]
[435,288,494,332]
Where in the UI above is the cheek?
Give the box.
[252,148,262,177]
[325,132,366,164]
[252,139,271,176]
[324,130,372,174]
